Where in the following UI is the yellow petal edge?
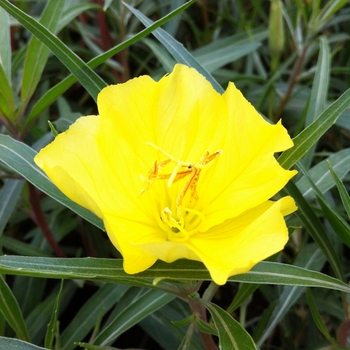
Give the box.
[34,64,297,285]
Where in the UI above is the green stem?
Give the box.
[202,281,219,302]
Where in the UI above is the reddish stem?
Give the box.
[28,184,66,257]
[274,44,309,122]
[188,299,218,350]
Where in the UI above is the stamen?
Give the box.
[142,143,222,237]
[140,158,171,195]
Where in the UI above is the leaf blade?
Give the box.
[199,300,257,350]
[26,0,197,122]
[278,86,350,169]
[124,1,224,94]
[21,0,65,104]
[0,256,349,294]
[0,276,30,341]
[0,0,106,100]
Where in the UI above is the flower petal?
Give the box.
[95,64,230,229]
[34,116,104,217]
[105,218,201,274]
[186,196,297,285]
[198,83,297,230]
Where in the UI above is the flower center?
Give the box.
[141,142,222,242]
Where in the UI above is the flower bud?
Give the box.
[269,0,285,57]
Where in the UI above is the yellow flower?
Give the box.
[34,64,297,285]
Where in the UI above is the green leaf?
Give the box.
[25,282,77,345]
[59,3,101,32]
[0,135,103,230]
[195,317,218,336]
[45,280,64,349]
[93,289,175,346]
[302,36,330,169]
[306,288,335,344]
[0,275,30,341]
[26,0,197,122]
[60,284,129,350]
[0,180,24,236]
[256,244,326,346]
[21,0,65,105]
[328,161,350,219]
[0,256,349,294]
[199,299,257,350]
[252,300,280,343]
[172,314,194,327]
[103,0,113,11]
[140,300,204,350]
[176,315,197,350]
[0,236,52,257]
[0,7,11,81]
[278,86,350,169]
[196,42,261,73]
[298,162,350,248]
[0,63,15,119]
[124,1,224,94]
[317,0,348,26]
[74,344,110,350]
[0,0,106,101]
[226,284,258,314]
[296,148,350,200]
[0,337,47,350]
[281,181,344,281]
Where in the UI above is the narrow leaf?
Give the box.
[0,256,349,294]
[59,4,101,32]
[318,0,348,25]
[256,244,326,346]
[27,0,197,122]
[281,181,344,281]
[0,275,30,341]
[177,317,197,350]
[25,282,77,344]
[328,161,350,219]
[0,7,11,81]
[93,289,175,346]
[296,148,350,200]
[0,64,15,119]
[0,337,47,350]
[0,0,106,100]
[306,288,335,344]
[199,299,257,350]
[45,280,64,349]
[60,284,129,350]
[21,0,65,104]
[278,86,350,169]
[226,284,258,314]
[124,2,224,93]
[196,43,261,73]
[195,318,218,336]
[302,36,330,168]
[0,180,24,236]
[298,162,350,248]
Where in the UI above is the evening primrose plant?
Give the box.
[0,1,350,350]
[34,64,297,285]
